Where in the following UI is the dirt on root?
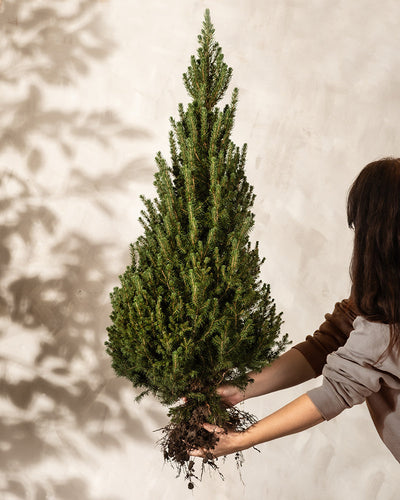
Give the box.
[157,403,257,489]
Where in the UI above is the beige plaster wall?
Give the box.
[1,0,399,498]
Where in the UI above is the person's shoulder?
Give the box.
[348,315,391,363]
[352,315,390,334]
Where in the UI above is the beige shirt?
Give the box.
[306,316,400,462]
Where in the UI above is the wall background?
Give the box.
[1,0,399,499]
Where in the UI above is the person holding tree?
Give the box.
[106,9,399,487]
[189,157,400,463]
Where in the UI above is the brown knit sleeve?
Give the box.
[292,298,359,377]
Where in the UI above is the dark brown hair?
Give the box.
[347,157,400,359]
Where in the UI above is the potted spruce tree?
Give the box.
[105,9,289,489]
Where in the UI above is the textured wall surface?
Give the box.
[1,1,399,499]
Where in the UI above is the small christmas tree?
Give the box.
[105,9,289,488]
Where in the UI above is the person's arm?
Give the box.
[245,394,324,446]
[219,298,358,405]
[190,313,388,461]
[292,296,357,376]
[241,348,316,399]
[189,393,324,458]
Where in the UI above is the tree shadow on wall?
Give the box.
[0,1,166,499]
[1,229,165,500]
[0,0,152,176]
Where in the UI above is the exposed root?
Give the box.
[155,403,257,489]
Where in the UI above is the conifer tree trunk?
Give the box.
[105,9,289,488]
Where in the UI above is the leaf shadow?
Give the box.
[0,1,163,498]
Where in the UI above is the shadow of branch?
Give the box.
[0,1,164,498]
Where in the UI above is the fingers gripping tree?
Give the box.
[105,9,289,488]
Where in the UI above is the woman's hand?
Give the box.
[216,384,245,406]
[181,384,245,407]
[187,394,324,460]
[188,423,249,459]
[184,385,247,458]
